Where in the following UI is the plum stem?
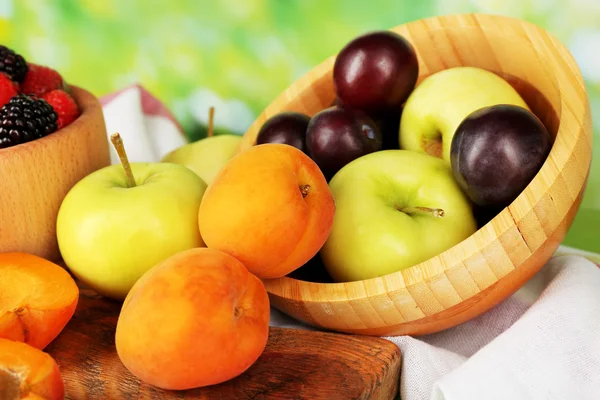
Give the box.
[207,106,215,138]
[400,206,445,218]
[110,133,137,188]
[299,184,311,197]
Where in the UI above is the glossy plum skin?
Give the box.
[333,31,418,113]
[255,111,310,153]
[371,109,402,150]
[450,104,552,208]
[306,106,382,180]
[333,97,402,150]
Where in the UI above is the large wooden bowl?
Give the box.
[0,86,111,262]
[237,14,593,336]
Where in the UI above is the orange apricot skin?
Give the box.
[198,143,336,279]
[0,253,79,350]
[115,247,270,390]
[0,338,65,400]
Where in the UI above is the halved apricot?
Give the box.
[0,253,79,350]
[0,338,64,400]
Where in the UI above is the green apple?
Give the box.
[320,150,477,282]
[399,66,528,162]
[161,134,242,186]
[56,161,207,300]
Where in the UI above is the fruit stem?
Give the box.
[110,133,137,188]
[234,307,242,319]
[207,106,215,138]
[400,206,445,218]
[423,138,443,159]
[12,307,27,316]
[299,184,310,197]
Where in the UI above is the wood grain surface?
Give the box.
[0,86,111,261]
[46,290,402,400]
[235,13,593,337]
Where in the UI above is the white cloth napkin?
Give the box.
[100,85,600,400]
[100,84,187,164]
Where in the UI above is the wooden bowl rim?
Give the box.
[0,85,102,158]
[261,13,590,302]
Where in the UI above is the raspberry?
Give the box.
[0,45,28,83]
[0,73,19,108]
[0,94,58,149]
[21,63,65,97]
[42,89,80,129]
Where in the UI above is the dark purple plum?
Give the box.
[306,106,382,180]
[450,104,552,208]
[333,31,418,113]
[370,109,402,150]
[334,97,402,149]
[473,204,503,228]
[255,111,310,153]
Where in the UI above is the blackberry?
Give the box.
[0,94,58,149]
[0,45,28,83]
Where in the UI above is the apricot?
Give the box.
[115,247,270,390]
[0,338,64,400]
[198,143,336,279]
[0,253,79,350]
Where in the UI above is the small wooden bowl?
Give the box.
[238,14,593,336]
[0,86,111,262]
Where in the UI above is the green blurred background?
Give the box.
[1,0,599,252]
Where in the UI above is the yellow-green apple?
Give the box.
[161,134,242,186]
[399,66,528,162]
[320,150,477,282]
[57,134,208,300]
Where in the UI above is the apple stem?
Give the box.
[110,133,137,188]
[423,138,443,159]
[207,106,215,138]
[299,184,311,197]
[400,206,445,218]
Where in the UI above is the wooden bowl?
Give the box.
[238,13,593,336]
[0,86,111,262]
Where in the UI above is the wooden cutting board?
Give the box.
[45,290,402,399]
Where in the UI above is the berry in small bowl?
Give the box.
[0,45,110,261]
